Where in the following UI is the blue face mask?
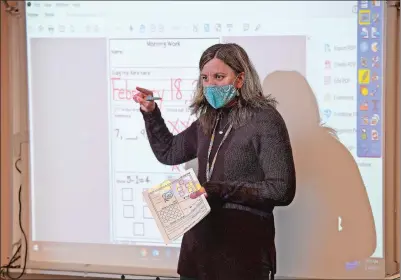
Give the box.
[203,84,238,109]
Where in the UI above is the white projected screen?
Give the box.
[25,0,385,278]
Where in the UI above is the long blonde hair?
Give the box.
[189,43,277,135]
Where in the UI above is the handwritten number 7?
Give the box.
[115,129,122,140]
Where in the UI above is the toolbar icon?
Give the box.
[371,85,380,96]
[321,109,332,123]
[358,69,370,84]
[360,85,369,96]
[358,10,371,25]
[360,1,368,9]
[372,13,380,23]
[360,41,369,52]
[371,42,379,52]
[372,0,380,7]
[140,248,147,257]
[361,57,368,67]
[372,100,379,111]
[371,129,379,141]
[152,249,159,257]
[361,128,367,140]
[372,56,380,68]
[371,114,380,126]
[362,115,369,125]
[361,27,369,38]
[325,60,331,69]
[371,27,379,39]
[360,101,369,111]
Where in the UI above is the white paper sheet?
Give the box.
[142,168,211,244]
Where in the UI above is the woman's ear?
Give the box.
[235,72,245,89]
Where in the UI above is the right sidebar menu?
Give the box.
[356,0,384,158]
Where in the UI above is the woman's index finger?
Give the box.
[136,87,153,95]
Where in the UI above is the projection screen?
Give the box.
[23,1,386,278]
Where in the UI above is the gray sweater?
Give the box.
[142,103,296,280]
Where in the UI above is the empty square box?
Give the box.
[122,188,133,201]
[143,206,153,219]
[123,205,135,218]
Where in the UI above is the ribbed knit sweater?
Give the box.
[141,103,296,280]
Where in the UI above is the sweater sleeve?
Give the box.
[141,104,198,166]
[206,109,296,211]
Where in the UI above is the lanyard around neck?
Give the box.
[206,115,233,182]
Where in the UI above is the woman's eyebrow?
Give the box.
[200,72,227,76]
[204,72,227,75]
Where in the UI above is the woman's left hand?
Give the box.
[189,182,223,199]
[190,186,207,199]
[190,182,225,209]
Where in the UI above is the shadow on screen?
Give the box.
[262,71,377,278]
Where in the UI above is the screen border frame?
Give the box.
[3,0,397,278]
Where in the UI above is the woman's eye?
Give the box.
[216,75,224,79]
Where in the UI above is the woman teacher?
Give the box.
[134,43,296,280]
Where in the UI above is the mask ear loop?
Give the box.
[233,74,242,96]
[235,87,240,97]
